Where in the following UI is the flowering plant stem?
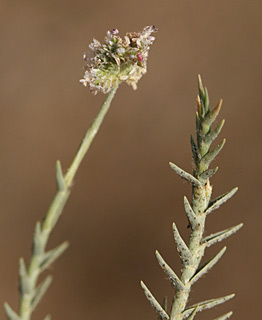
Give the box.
[4,86,118,320]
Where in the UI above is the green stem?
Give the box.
[65,86,118,187]
[170,182,212,320]
[18,86,118,320]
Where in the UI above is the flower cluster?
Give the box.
[80,26,158,94]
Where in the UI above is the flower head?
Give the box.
[80,26,158,94]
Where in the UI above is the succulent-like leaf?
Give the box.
[214,311,233,320]
[186,305,198,320]
[197,75,209,116]
[190,134,198,166]
[183,197,197,229]
[182,294,235,317]
[199,167,218,181]
[4,303,21,320]
[203,119,225,146]
[190,247,226,285]
[40,241,69,272]
[155,250,185,291]
[202,99,223,129]
[31,275,53,310]
[140,281,169,320]
[202,223,243,247]
[56,160,66,191]
[205,187,238,215]
[19,257,31,294]
[158,297,168,320]
[33,221,44,255]
[200,139,226,169]
[172,223,193,265]
[169,162,201,186]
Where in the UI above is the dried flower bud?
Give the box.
[80,26,158,94]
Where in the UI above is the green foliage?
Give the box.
[141,76,243,319]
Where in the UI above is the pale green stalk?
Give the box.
[4,24,158,320]
[4,86,118,320]
[141,76,243,320]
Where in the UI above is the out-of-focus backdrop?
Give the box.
[0,1,261,319]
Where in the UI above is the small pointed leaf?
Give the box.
[201,139,226,169]
[205,187,238,215]
[31,275,53,310]
[33,222,44,255]
[19,258,32,294]
[4,303,21,320]
[198,75,205,99]
[158,297,168,320]
[183,197,197,229]
[182,294,235,317]
[190,135,198,165]
[214,311,233,320]
[40,241,69,272]
[204,87,210,113]
[43,315,52,320]
[202,223,243,247]
[172,223,193,265]
[169,162,201,186]
[186,305,198,320]
[140,281,169,320]
[19,257,27,278]
[56,160,66,191]
[203,99,223,128]
[190,247,226,285]
[203,119,225,146]
[155,250,184,291]
[199,167,218,181]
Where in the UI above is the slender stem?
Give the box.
[65,86,118,186]
[18,86,118,320]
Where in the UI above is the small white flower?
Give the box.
[80,26,158,94]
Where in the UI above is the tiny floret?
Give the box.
[80,26,158,94]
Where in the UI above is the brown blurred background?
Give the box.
[0,1,261,319]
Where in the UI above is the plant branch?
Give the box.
[5,86,118,320]
[141,76,243,319]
